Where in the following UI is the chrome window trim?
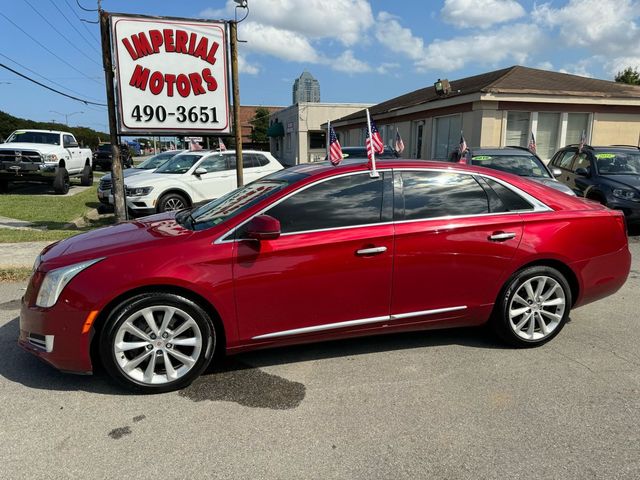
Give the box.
[252,305,467,340]
[213,166,552,244]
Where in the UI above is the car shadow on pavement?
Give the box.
[0,317,128,395]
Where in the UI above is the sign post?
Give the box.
[229,21,243,188]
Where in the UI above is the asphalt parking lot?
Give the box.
[0,241,638,479]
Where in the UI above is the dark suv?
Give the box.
[549,145,640,224]
[93,143,133,170]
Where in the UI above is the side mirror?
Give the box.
[575,167,590,177]
[552,168,562,177]
[194,167,207,176]
[245,214,281,241]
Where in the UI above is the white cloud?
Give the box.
[603,56,640,78]
[535,61,554,71]
[558,59,594,78]
[375,12,425,61]
[441,0,525,29]
[331,50,371,74]
[533,0,640,56]
[201,0,374,46]
[376,62,401,75]
[416,23,543,71]
[238,55,259,75]
[239,22,322,63]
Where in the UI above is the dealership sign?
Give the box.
[111,15,230,134]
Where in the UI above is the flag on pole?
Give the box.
[218,138,227,151]
[328,124,343,166]
[189,139,202,151]
[578,129,586,153]
[458,132,468,162]
[528,131,536,153]
[394,127,405,154]
[365,109,381,177]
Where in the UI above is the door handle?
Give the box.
[489,232,516,242]
[356,246,387,256]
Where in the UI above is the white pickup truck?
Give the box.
[0,129,93,194]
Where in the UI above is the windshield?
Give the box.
[98,144,111,151]
[181,169,308,231]
[137,151,180,170]
[155,153,202,174]
[594,152,640,175]
[471,154,551,178]
[7,131,60,145]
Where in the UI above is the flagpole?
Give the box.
[366,108,379,178]
[326,119,330,162]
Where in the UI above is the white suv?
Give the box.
[113,150,283,216]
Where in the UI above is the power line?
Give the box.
[22,0,101,67]
[0,52,105,103]
[0,12,103,85]
[0,62,107,106]
[48,0,101,55]
[76,0,98,12]
[64,0,100,43]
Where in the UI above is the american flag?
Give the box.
[328,126,343,166]
[528,132,536,153]
[189,139,202,151]
[366,119,384,161]
[459,133,467,154]
[218,138,227,151]
[578,130,586,153]
[394,128,405,154]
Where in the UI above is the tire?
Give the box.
[80,164,93,186]
[491,266,572,347]
[0,180,8,193]
[52,167,70,194]
[99,292,216,393]
[157,192,188,213]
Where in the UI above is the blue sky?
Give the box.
[1,0,639,134]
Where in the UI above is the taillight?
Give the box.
[614,212,627,235]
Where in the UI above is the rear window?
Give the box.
[471,153,550,178]
[482,178,533,211]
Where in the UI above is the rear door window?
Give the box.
[397,171,489,220]
[481,178,533,211]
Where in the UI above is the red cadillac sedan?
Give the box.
[19,160,631,392]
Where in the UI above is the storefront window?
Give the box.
[506,112,530,147]
[536,112,560,160]
[433,115,461,160]
[309,131,326,149]
[566,113,589,145]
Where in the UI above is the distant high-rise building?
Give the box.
[292,71,320,104]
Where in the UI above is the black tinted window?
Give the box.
[483,178,533,211]
[252,154,270,166]
[265,173,386,233]
[227,155,256,169]
[399,171,488,220]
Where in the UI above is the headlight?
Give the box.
[36,258,104,308]
[125,186,153,196]
[612,188,639,202]
[43,153,58,162]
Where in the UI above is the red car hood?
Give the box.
[40,213,194,270]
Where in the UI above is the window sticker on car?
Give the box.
[595,153,616,159]
[472,155,492,160]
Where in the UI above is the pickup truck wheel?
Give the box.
[0,180,8,193]
[53,168,70,195]
[80,164,93,186]
[158,193,188,213]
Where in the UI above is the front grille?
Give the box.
[99,179,112,191]
[0,149,42,163]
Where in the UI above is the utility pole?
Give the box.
[99,10,126,222]
[230,21,243,187]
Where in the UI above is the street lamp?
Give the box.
[49,110,84,125]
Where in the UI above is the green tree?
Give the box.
[250,107,271,143]
[614,67,640,85]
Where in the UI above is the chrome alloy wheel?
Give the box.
[113,306,203,385]
[508,275,566,341]
[164,197,185,211]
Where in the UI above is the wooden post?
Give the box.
[99,10,127,222]
[229,21,243,187]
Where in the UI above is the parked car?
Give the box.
[324,145,399,161]
[117,150,283,216]
[93,142,133,171]
[97,150,184,205]
[0,129,93,194]
[449,146,575,196]
[19,159,630,392]
[549,145,640,224]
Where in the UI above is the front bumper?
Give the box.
[606,196,640,224]
[18,296,94,374]
[0,162,57,181]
